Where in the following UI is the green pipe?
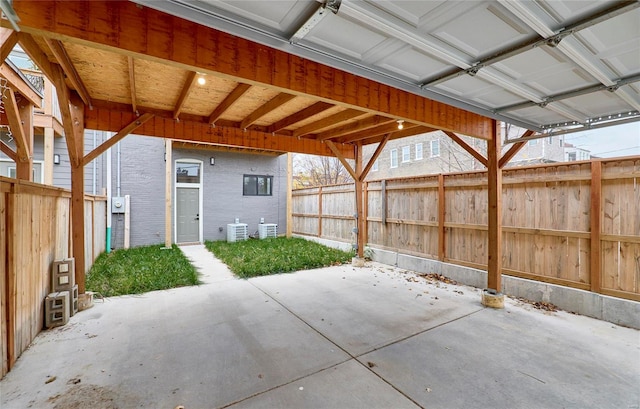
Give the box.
[106,226,112,253]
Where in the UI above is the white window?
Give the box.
[372,159,379,172]
[402,146,410,163]
[430,140,440,157]
[528,139,538,146]
[415,143,423,160]
[390,149,398,168]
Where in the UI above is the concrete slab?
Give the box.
[358,300,640,409]
[251,262,484,356]
[228,360,420,409]
[179,244,235,284]
[1,251,638,409]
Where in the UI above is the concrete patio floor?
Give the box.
[1,245,638,408]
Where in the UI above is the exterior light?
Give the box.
[397,120,404,130]
[197,75,206,86]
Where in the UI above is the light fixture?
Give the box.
[397,120,404,130]
[197,74,206,86]
[53,154,60,165]
[209,157,215,166]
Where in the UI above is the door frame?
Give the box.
[174,158,203,243]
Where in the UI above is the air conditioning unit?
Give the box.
[227,223,248,242]
[258,223,277,239]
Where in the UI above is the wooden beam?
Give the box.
[499,130,535,168]
[83,113,154,166]
[293,109,365,138]
[85,105,355,159]
[16,33,56,81]
[16,98,34,180]
[590,160,602,293]
[44,38,92,107]
[341,122,419,144]
[173,71,197,119]
[0,63,42,107]
[10,0,494,139]
[325,140,357,181]
[286,152,293,238]
[0,140,17,161]
[268,101,333,133]
[208,83,251,124]
[486,119,502,292]
[240,92,295,130]
[3,88,30,164]
[359,133,390,181]
[354,142,365,258]
[443,131,488,168]
[128,56,137,113]
[0,28,18,62]
[358,125,436,145]
[70,157,86,292]
[317,115,396,141]
[52,65,84,165]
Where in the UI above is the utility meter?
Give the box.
[111,197,125,214]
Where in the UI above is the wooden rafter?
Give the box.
[9,0,495,139]
[44,38,92,107]
[85,106,355,159]
[173,71,198,119]
[0,140,17,161]
[325,140,357,181]
[293,109,365,138]
[240,93,295,130]
[267,101,332,133]
[16,33,55,81]
[0,63,42,107]
[341,121,419,144]
[3,88,30,162]
[443,131,488,167]
[83,113,154,166]
[316,115,396,141]
[358,126,436,145]
[360,133,391,181]
[499,129,535,168]
[127,56,137,113]
[0,28,17,62]
[208,83,251,125]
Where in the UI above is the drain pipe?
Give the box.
[116,141,121,197]
[106,133,113,253]
[92,130,97,195]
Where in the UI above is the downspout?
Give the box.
[106,133,112,253]
[116,141,121,197]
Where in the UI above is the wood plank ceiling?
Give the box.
[2,0,500,160]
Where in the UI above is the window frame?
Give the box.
[401,145,410,163]
[430,140,440,158]
[243,174,273,196]
[390,149,398,168]
[415,143,423,160]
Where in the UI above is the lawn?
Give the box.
[205,237,354,278]
[86,244,200,297]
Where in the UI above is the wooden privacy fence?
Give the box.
[292,157,640,302]
[0,177,106,378]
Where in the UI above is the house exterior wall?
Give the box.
[107,134,288,248]
[173,147,288,243]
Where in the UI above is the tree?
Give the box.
[292,154,353,188]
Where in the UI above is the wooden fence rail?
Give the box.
[1,177,106,378]
[292,157,640,302]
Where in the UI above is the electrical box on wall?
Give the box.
[111,197,125,213]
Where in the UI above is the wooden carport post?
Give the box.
[53,66,86,293]
[486,120,502,294]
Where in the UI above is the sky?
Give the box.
[561,121,640,158]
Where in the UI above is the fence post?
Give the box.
[590,160,602,293]
[438,174,445,261]
[486,120,502,293]
[317,186,322,238]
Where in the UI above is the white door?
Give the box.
[176,187,200,242]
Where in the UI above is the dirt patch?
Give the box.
[48,384,120,409]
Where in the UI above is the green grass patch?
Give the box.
[86,244,200,297]
[205,237,354,278]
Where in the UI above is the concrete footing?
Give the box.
[352,257,366,267]
[481,289,505,309]
[295,235,640,329]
